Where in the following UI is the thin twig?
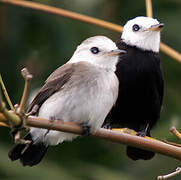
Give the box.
[160,43,181,63]
[0,90,20,127]
[0,0,123,32]
[162,140,181,148]
[0,112,7,123]
[146,0,153,17]
[0,73,14,110]
[18,68,33,115]
[0,107,8,127]
[0,94,8,126]
[1,0,181,63]
[170,126,181,140]
[157,167,181,180]
[0,122,8,127]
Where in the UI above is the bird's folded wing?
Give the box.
[27,63,75,113]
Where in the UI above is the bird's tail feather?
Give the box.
[126,125,155,160]
[8,133,48,166]
[126,146,155,160]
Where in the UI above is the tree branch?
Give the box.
[170,126,181,140]
[157,167,181,180]
[160,43,181,63]
[0,0,123,32]
[0,73,14,110]
[25,116,181,160]
[146,0,153,17]
[0,89,21,127]
[0,0,181,63]
[0,114,177,160]
[18,68,33,115]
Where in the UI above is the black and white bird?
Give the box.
[106,16,164,160]
[8,36,125,166]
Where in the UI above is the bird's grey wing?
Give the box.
[27,63,75,113]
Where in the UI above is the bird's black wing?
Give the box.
[27,63,75,113]
[157,63,164,107]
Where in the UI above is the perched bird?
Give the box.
[8,36,125,166]
[105,16,164,160]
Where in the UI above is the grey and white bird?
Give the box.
[8,36,125,166]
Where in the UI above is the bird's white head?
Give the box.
[68,36,125,71]
[121,16,164,52]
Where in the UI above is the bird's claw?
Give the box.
[81,123,90,136]
[136,124,150,137]
[14,131,31,144]
[136,131,147,137]
[103,123,112,129]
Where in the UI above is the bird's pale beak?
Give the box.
[148,23,164,31]
[106,49,126,56]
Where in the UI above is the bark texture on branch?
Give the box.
[26,116,181,161]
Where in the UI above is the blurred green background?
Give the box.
[0,0,181,179]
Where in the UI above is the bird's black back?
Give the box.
[106,40,164,132]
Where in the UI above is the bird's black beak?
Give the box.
[106,49,126,56]
[148,23,164,31]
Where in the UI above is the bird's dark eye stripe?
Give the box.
[132,24,140,32]
[90,47,100,54]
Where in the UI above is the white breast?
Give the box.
[30,67,119,146]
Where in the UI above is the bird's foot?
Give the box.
[103,123,112,129]
[10,126,28,138]
[136,124,150,137]
[11,130,31,144]
[44,116,56,137]
[15,138,31,145]
[136,131,147,137]
[10,121,30,145]
[49,116,56,123]
[80,123,90,136]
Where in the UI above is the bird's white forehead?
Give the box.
[123,16,160,31]
[68,36,119,71]
[77,36,117,51]
[121,16,161,52]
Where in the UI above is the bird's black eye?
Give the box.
[90,47,100,54]
[132,24,140,32]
